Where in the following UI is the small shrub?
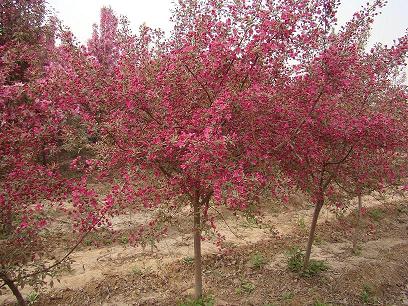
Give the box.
[305,259,329,276]
[179,295,215,306]
[132,266,142,275]
[287,247,304,272]
[314,234,324,245]
[27,292,39,305]
[361,284,377,304]
[240,215,261,228]
[287,246,329,276]
[183,256,194,265]
[119,236,129,244]
[84,238,93,246]
[282,291,294,300]
[249,252,266,269]
[368,209,383,221]
[237,280,255,294]
[297,217,307,231]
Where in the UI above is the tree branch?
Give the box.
[183,63,213,105]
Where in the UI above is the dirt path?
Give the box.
[0,195,400,305]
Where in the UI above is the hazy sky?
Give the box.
[48,0,407,48]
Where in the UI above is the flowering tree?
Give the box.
[42,0,346,298]
[0,1,64,304]
[0,2,113,305]
[333,38,408,252]
[270,1,408,269]
[5,0,407,302]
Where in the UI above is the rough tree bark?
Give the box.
[2,205,13,236]
[0,272,26,306]
[193,190,203,299]
[303,197,324,270]
[352,193,363,253]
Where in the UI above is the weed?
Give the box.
[287,247,304,272]
[240,215,261,228]
[27,291,39,304]
[119,236,129,244]
[237,280,255,294]
[305,259,329,276]
[313,301,331,306]
[368,209,383,221]
[249,252,266,269]
[131,266,142,275]
[183,256,194,265]
[297,216,307,231]
[179,295,215,306]
[84,239,93,246]
[361,284,377,304]
[282,291,294,300]
[314,234,324,245]
[352,246,362,256]
[287,246,328,276]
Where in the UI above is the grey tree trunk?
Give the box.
[193,192,203,299]
[352,193,363,253]
[1,273,26,306]
[303,198,324,270]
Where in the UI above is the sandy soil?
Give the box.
[1,194,407,305]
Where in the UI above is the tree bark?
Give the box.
[303,198,324,270]
[0,273,26,306]
[352,193,362,253]
[2,205,13,236]
[40,142,47,166]
[193,191,203,299]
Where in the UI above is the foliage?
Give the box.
[119,236,129,245]
[249,252,266,269]
[368,209,383,222]
[297,217,307,232]
[287,247,304,272]
[281,291,294,301]
[0,1,113,303]
[131,266,142,275]
[26,291,39,305]
[179,295,215,306]
[287,247,329,277]
[237,280,255,294]
[361,284,377,304]
[183,256,195,265]
[1,0,408,303]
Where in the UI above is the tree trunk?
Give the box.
[352,193,362,253]
[193,191,203,299]
[40,142,47,166]
[303,198,324,270]
[0,273,26,306]
[2,205,13,236]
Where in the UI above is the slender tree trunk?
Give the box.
[0,273,26,306]
[193,191,203,299]
[352,193,362,253]
[303,198,324,270]
[41,150,47,166]
[2,205,13,236]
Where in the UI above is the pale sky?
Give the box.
[48,0,407,48]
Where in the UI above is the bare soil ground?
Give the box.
[1,194,407,305]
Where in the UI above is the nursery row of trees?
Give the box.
[1,0,407,304]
